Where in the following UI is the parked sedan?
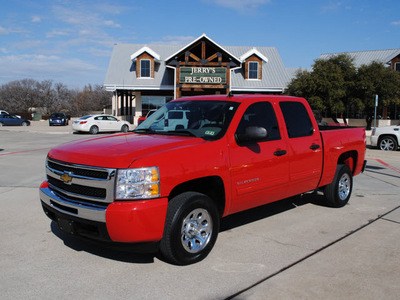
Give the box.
[72,115,132,134]
[0,114,30,126]
[370,124,400,151]
[49,112,69,126]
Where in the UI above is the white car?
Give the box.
[370,124,400,151]
[72,115,132,134]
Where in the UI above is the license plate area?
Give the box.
[57,218,75,235]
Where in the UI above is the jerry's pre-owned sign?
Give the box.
[180,67,226,84]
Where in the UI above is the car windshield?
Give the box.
[51,113,65,118]
[134,100,240,140]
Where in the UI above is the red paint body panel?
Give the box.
[105,198,168,242]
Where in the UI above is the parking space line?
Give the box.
[372,159,400,173]
[0,148,50,156]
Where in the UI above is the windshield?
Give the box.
[134,100,239,140]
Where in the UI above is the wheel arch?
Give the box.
[337,150,358,174]
[378,134,399,145]
[168,176,226,217]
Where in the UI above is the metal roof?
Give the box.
[104,41,291,92]
[319,49,400,68]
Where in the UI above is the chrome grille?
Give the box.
[46,158,116,204]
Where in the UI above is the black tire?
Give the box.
[379,136,398,151]
[89,125,99,134]
[160,192,219,265]
[324,164,353,208]
[121,124,129,133]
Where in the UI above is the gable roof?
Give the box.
[164,34,241,66]
[104,36,291,92]
[130,46,161,61]
[319,49,400,68]
[239,48,269,63]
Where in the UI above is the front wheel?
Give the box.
[160,192,219,265]
[323,164,353,208]
[379,136,397,151]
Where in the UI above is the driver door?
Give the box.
[228,101,290,214]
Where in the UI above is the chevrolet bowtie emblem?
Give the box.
[60,172,73,185]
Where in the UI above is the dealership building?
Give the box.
[104,34,293,125]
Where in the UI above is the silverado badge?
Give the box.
[60,172,73,185]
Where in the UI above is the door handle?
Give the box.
[310,144,320,150]
[274,150,287,156]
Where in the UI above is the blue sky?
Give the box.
[1,0,399,88]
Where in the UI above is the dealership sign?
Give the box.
[180,67,226,84]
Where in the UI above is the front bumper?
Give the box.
[40,183,168,243]
[370,135,378,147]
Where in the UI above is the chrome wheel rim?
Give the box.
[338,173,351,201]
[380,139,394,151]
[181,208,213,253]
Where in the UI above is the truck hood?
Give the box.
[48,133,205,168]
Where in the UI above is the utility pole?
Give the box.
[374,94,378,129]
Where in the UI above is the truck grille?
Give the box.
[46,158,116,204]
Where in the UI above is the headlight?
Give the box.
[116,167,160,199]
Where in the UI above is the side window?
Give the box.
[280,101,314,138]
[236,102,280,141]
[248,62,259,79]
[140,59,151,78]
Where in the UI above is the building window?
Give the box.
[248,61,259,79]
[395,62,400,72]
[140,60,151,78]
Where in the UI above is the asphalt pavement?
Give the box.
[0,121,399,299]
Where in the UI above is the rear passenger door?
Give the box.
[279,101,323,195]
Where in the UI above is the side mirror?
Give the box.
[236,126,268,144]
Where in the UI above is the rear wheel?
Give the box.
[324,164,353,208]
[89,125,99,134]
[160,192,219,265]
[379,136,397,151]
[21,122,28,126]
[121,124,129,133]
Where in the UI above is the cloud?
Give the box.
[0,54,101,84]
[391,21,400,26]
[0,26,8,35]
[321,2,342,13]
[104,20,121,28]
[203,0,271,11]
[32,16,41,23]
[152,35,197,45]
[46,30,70,38]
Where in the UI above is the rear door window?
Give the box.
[280,102,314,138]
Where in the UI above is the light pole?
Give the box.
[374,94,378,129]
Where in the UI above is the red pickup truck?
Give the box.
[40,95,366,265]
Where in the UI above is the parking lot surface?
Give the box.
[1,122,399,299]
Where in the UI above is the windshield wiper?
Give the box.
[133,128,156,134]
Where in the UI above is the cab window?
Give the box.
[280,101,314,138]
[236,102,280,141]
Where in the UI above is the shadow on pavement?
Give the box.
[220,192,326,232]
[50,221,158,264]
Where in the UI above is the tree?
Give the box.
[356,62,400,118]
[0,79,112,117]
[287,54,357,119]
